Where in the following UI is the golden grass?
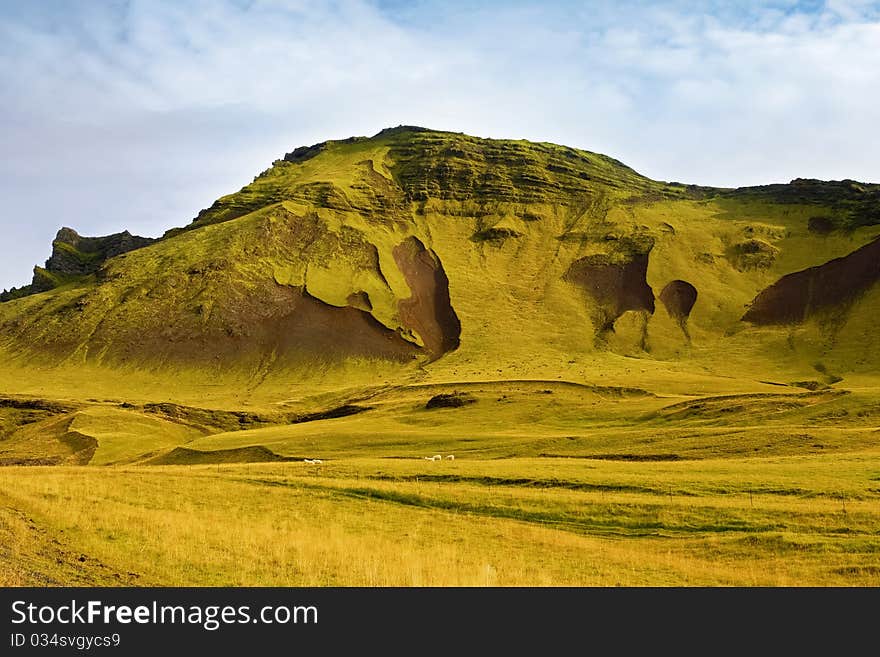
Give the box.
[2,451,878,586]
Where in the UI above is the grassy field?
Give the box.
[1,453,878,586]
[1,359,877,587]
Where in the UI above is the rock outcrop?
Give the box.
[1,228,154,301]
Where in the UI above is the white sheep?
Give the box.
[445,454,455,461]
[304,458,323,464]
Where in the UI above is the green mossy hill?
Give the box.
[177,126,880,238]
[722,178,880,230]
[2,126,879,389]
[178,126,682,233]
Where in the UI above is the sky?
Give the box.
[1,0,879,290]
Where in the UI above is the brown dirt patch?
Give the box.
[59,430,98,465]
[659,280,698,340]
[392,236,461,359]
[563,252,655,333]
[103,283,422,369]
[743,236,880,325]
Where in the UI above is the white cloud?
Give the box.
[0,0,879,289]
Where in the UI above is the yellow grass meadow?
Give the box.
[2,450,878,587]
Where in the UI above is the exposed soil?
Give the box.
[0,456,65,466]
[267,286,424,362]
[143,401,371,432]
[392,236,461,358]
[0,414,97,466]
[659,280,698,340]
[547,453,685,462]
[742,236,880,325]
[789,380,830,391]
[103,283,422,369]
[563,251,655,333]
[0,399,71,440]
[401,379,653,398]
[364,473,662,496]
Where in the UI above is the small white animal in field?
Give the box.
[445,455,455,461]
[304,458,323,464]
[424,455,442,461]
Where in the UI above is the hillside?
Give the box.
[1,126,878,407]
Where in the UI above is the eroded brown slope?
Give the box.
[393,236,461,359]
[103,284,421,368]
[660,280,698,339]
[743,236,880,325]
[564,246,655,333]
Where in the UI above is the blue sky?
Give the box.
[1,0,879,290]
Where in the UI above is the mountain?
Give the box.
[1,126,879,405]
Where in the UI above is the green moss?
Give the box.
[52,240,103,265]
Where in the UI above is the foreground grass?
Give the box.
[2,452,879,586]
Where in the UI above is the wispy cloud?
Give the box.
[1,0,878,289]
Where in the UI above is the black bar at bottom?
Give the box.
[0,587,875,653]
